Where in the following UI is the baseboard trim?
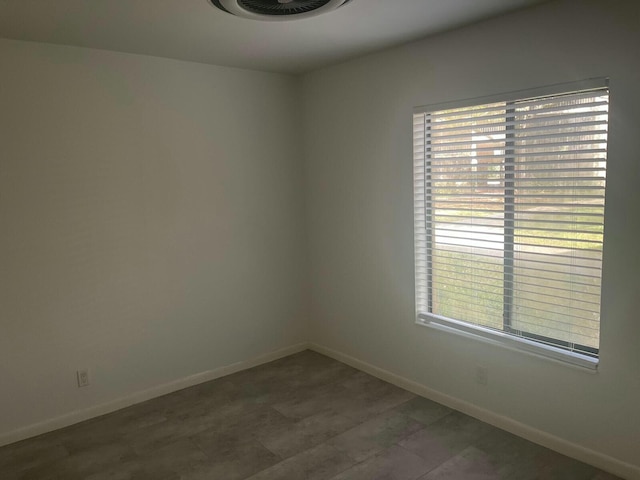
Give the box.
[0,342,309,448]
[309,343,640,480]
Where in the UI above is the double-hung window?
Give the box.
[413,80,609,369]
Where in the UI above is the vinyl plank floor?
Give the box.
[0,350,623,480]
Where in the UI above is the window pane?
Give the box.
[430,104,506,331]
[510,94,607,349]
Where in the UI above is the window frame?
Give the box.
[413,79,609,370]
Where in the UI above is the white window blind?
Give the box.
[413,81,609,367]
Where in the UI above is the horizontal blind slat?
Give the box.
[426,274,601,308]
[428,254,602,276]
[425,246,602,263]
[432,216,604,227]
[430,109,607,129]
[431,148,607,161]
[431,120,607,142]
[422,129,608,150]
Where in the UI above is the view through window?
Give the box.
[413,83,609,364]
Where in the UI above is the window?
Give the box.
[413,80,609,369]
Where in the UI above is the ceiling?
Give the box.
[0,0,545,74]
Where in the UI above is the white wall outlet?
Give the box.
[77,369,90,388]
[476,366,489,386]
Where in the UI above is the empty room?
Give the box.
[1,0,639,479]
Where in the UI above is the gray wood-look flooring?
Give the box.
[1,350,621,479]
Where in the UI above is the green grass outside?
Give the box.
[432,249,600,349]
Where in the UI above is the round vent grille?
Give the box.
[210,0,352,21]
[239,0,332,15]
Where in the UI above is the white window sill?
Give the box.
[416,312,599,371]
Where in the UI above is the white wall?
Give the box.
[2,0,639,474]
[0,39,307,438]
[303,0,640,471]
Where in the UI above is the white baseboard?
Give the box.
[0,342,309,448]
[309,343,640,480]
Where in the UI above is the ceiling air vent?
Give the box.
[209,0,352,21]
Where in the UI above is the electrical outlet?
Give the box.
[77,369,90,388]
[476,366,488,386]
